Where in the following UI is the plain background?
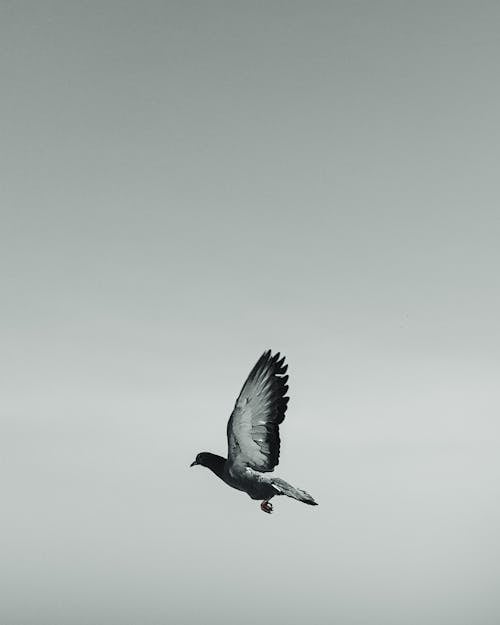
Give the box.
[2,2,499,624]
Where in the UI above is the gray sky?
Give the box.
[2,2,500,624]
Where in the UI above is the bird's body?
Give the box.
[196,452,278,499]
[190,350,318,513]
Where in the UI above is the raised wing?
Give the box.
[227,350,289,473]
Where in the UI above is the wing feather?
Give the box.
[227,350,289,472]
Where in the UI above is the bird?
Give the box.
[190,350,318,514]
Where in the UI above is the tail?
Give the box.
[271,478,318,506]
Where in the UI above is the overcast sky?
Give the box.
[2,2,500,624]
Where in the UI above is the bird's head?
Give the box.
[190,452,210,468]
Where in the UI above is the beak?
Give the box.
[190,460,198,467]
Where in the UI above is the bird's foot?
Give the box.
[260,500,273,514]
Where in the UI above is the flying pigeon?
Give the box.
[190,350,318,513]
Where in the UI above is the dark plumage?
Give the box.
[190,350,318,513]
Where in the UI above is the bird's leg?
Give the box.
[260,500,273,514]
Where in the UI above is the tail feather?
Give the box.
[271,478,318,506]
